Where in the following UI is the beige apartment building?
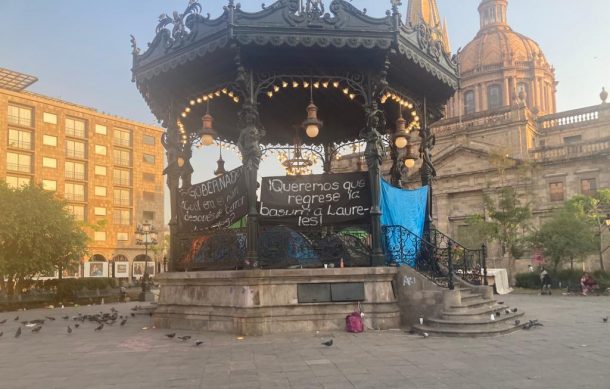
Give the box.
[0,68,165,278]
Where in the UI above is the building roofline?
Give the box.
[0,87,164,132]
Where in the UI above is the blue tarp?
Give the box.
[380,180,429,267]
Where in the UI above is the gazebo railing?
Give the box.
[430,228,487,286]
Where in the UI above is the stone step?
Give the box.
[450,298,496,310]
[411,321,523,337]
[425,311,525,330]
[441,305,519,320]
[460,292,482,301]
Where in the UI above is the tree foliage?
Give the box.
[530,206,597,271]
[0,183,88,295]
[467,187,532,278]
[565,189,610,270]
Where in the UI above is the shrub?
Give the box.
[515,272,540,289]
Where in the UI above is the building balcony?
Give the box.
[530,138,610,162]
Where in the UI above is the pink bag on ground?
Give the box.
[345,312,364,333]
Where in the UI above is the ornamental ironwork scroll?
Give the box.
[260,172,371,227]
[177,166,248,232]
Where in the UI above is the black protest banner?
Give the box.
[260,172,371,227]
[178,166,247,232]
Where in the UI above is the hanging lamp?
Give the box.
[214,139,228,176]
[302,81,323,138]
[199,101,217,146]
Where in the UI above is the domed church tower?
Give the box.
[446,0,557,118]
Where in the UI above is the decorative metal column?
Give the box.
[237,100,263,267]
[162,120,182,272]
[362,103,387,267]
[419,98,437,238]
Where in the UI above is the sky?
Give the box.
[1,0,609,222]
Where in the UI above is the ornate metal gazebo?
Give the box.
[131,0,458,272]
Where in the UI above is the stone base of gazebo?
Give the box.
[153,267,400,336]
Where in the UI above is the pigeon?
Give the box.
[322,339,333,347]
[497,301,504,305]
[422,332,430,338]
[602,317,608,323]
[505,309,511,315]
[195,340,203,346]
[120,319,127,326]
[130,313,135,318]
[514,320,521,326]
[45,316,55,321]
[0,331,3,337]
[490,314,495,321]
[31,325,42,333]
[67,326,72,334]
[62,316,70,320]
[165,333,176,338]
[14,316,19,321]
[74,323,80,328]
[512,308,518,313]
[0,319,6,324]
[495,311,501,317]
[177,335,191,341]
[14,327,21,338]
[94,323,104,331]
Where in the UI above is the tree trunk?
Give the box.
[600,228,605,271]
[6,275,15,297]
[58,264,63,280]
[570,256,574,270]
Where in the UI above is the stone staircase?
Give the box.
[411,287,525,337]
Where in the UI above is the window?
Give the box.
[94,231,106,241]
[94,207,107,216]
[143,191,155,202]
[143,211,155,221]
[8,129,32,149]
[65,183,85,201]
[8,105,33,127]
[113,169,131,186]
[487,84,503,110]
[113,128,132,147]
[42,157,57,169]
[517,82,528,104]
[114,188,131,206]
[42,180,57,191]
[66,204,85,221]
[94,186,107,197]
[564,135,582,144]
[66,140,86,159]
[549,182,564,202]
[581,179,597,196]
[464,90,475,115]
[94,165,107,176]
[43,112,57,124]
[117,232,129,241]
[143,154,155,164]
[95,124,107,135]
[113,149,131,166]
[6,176,31,188]
[95,145,107,156]
[143,173,156,183]
[65,118,86,138]
[43,135,58,147]
[143,134,156,145]
[7,152,32,173]
[113,209,131,225]
[65,161,86,180]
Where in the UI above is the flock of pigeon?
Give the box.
[0,305,203,347]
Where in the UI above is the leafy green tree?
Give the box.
[531,206,598,271]
[565,189,610,270]
[0,184,88,295]
[467,187,532,279]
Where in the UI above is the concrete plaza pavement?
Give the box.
[0,293,609,389]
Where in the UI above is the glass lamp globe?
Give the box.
[306,124,319,138]
[404,158,415,168]
[394,136,408,149]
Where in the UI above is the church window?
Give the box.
[487,85,502,110]
[549,182,564,202]
[464,91,475,115]
[581,179,597,197]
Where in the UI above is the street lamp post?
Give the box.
[135,221,158,302]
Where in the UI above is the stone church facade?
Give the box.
[338,0,610,270]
